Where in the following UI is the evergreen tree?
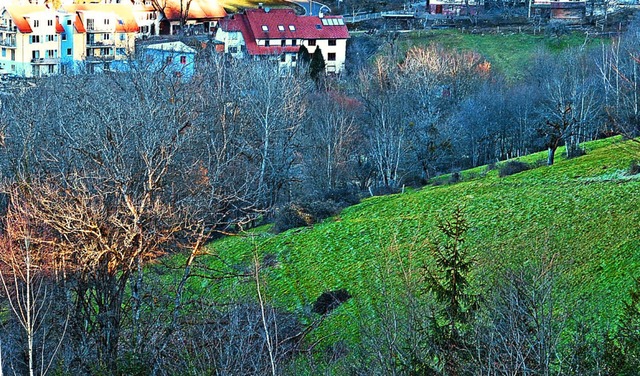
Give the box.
[422,206,477,375]
[298,45,311,65]
[605,276,640,375]
[309,47,326,83]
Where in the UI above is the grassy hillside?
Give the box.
[397,30,607,79]
[186,137,640,355]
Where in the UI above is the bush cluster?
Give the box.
[272,188,360,233]
[499,160,531,177]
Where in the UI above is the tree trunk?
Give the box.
[547,146,556,166]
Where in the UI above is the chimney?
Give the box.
[258,2,263,9]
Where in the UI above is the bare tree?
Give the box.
[230,61,311,209]
[477,253,568,376]
[303,92,361,192]
[0,188,68,376]
[0,70,264,371]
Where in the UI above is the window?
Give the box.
[31,50,39,59]
[48,64,54,74]
[67,48,72,56]
[47,35,55,42]
[180,55,186,64]
[278,25,284,31]
[120,34,125,41]
[265,40,270,47]
[30,35,40,44]
[261,25,268,32]
[67,19,72,25]
[328,52,336,61]
[328,39,336,46]
[288,25,295,31]
[62,33,67,41]
[291,55,296,62]
[10,50,15,61]
[166,56,173,63]
[47,19,53,26]
[105,19,110,25]
[33,20,39,28]
[228,46,237,53]
[308,39,316,46]
[103,33,110,40]
[280,54,285,62]
[292,39,297,46]
[281,40,285,47]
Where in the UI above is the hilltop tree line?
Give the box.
[0,16,639,375]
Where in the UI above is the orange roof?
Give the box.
[3,5,52,34]
[63,4,139,33]
[55,17,65,33]
[74,15,86,33]
[159,0,226,21]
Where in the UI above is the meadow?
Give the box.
[166,137,640,361]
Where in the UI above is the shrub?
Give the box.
[312,289,352,315]
[322,187,361,207]
[448,171,462,184]
[273,204,314,234]
[566,146,586,159]
[628,161,640,176]
[272,192,360,234]
[370,185,401,196]
[499,161,531,177]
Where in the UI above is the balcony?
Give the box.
[0,37,16,48]
[0,25,17,33]
[85,55,115,62]
[87,40,115,47]
[86,25,115,33]
[31,57,60,64]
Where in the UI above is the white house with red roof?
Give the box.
[216,7,349,74]
[0,4,62,77]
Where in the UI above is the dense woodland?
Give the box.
[0,13,639,376]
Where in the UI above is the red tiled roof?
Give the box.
[74,15,86,33]
[55,18,65,33]
[219,8,348,56]
[158,0,226,21]
[244,9,348,40]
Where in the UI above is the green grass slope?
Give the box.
[201,137,640,348]
[397,30,607,79]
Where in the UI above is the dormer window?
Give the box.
[262,25,268,31]
[278,25,284,31]
[289,25,295,31]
